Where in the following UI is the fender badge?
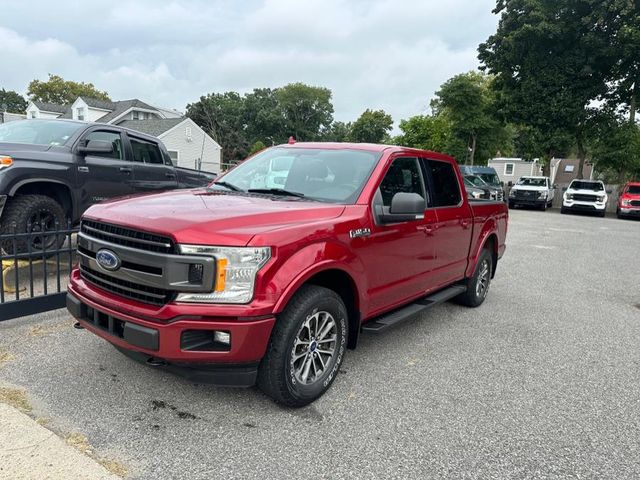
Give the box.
[349,228,371,239]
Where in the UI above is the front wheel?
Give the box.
[258,285,348,407]
[454,248,493,308]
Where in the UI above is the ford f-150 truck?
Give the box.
[0,119,216,252]
[66,143,508,406]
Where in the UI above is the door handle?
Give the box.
[419,224,436,236]
[460,219,470,229]
[119,167,132,174]
[165,172,176,178]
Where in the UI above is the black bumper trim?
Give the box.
[115,346,258,387]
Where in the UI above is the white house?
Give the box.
[120,118,221,173]
[24,97,221,173]
[488,157,543,184]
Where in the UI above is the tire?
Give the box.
[508,201,515,209]
[258,285,348,407]
[598,210,606,218]
[561,206,568,214]
[454,248,493,308]
[540,202,547,211]
[0,195,67,255]
[617,208,623,219]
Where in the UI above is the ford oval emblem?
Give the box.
[96,249,121,271]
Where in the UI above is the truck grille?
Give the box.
[630,200,640,207]
[80,220,174,254]
[573,194,598,202]
[80,264,176,306]
[515,190,539,199]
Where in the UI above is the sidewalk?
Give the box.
[0,402,120,480]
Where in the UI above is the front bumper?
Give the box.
[67,282,276,386]
[509,195,546,206]
[562,200,606,211]
[619,206,640,216]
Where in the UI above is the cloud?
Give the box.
[0,0,498,129]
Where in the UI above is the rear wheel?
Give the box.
[258,285,348,407]
[617,208,623,219]
[454,248,493,308]
[0,195,67,255]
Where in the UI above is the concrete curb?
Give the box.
[0,403,120,480]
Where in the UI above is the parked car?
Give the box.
[67,142,508,406]
[508,176,554,210]
[463,176,489,200]
[0,119,216,252]
[459,165,505,201]
[616,181,640,219]
[561,179,607,217]
[464,174,502,201]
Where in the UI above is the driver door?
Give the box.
[358,156,438,315]
[75,128,137,211]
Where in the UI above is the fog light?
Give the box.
[214,331,231,345]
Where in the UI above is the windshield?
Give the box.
[516,177,547,187]
[465,175,488,187]
[627,185,640,195]
[213,147,382,203]
[477,173,501,187]
[570,181,603,191]
[0,120,82,146]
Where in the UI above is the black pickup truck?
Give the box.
[0,119,216,250]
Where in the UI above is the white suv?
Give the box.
[508,176,554,210]
[561,180,607,217]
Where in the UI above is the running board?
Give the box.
[361,285,467,334]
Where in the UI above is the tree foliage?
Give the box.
[27,74,110,104]
[0,88,27,113]
[394,115,454,153]
[348,109,393,143]
[275,83,334,141]
[479,0,615,177]
[591,114,640,182]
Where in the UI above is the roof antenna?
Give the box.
[288,136,296,145]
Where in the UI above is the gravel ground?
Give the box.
[1,209,639,479]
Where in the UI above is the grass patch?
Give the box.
[66,432,128,477]
[0,386,31,413]
[0,350,15,368]
[28,320,74,338]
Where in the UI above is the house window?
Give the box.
[167,150,179,165]
[76,108,85,121]
[133,111,139,120]
[504,163,514,175]
[564,165,575,172]
[30,111,36,119]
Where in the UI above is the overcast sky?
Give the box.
[0,0,499,127]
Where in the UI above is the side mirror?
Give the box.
[553,184,558,189]
[562,187,568,191]
[78,140,114,155]
[381,192,426,223]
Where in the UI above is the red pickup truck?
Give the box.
[67,143,508,406]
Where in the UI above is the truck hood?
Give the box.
[83,189,346,246]
[0,142,52,155]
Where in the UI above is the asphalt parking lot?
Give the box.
[1,209,639,479]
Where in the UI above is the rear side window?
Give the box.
[130,137,166,165]
[426,159,462,207]
[379,157,426,207]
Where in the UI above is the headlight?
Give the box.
[509,189,516,197]
[0,156,13,170]
[565,193,573,200]
[539,191,548,198]
[622,199,630,206]
[471,190,483,199]
[175,245,271,304]
[596,195,605,202]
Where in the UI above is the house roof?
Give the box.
[96,99,158,123]
[32,101,68,114]
[78,97,115,110]
[119,118,186,137]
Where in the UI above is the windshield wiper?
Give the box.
[247,188,306,198]
[211,181,243,192]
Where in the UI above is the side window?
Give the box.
[426,159,462,207]
[130,137,165,165]
[81,131,124,160]
[378,157,426,207]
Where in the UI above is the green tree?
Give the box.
[479,0,614,177]
[27,74,110,104]
[320,121,352,142]
[0,88,27,113]
[394,115,453,152]
[348,109,393,143]
[243,88,285,145]
[275,83,334,140]
[591,114,640,182]
[186,92,248,163]
[248,140,267,156]
[431,71,509,165]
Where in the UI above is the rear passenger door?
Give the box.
[423,158,474,286]
[125,135,178,192]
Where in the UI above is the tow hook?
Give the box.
[73,322,84,330]
[146,357,168,367]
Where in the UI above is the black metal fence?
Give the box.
[0,222,78,322]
